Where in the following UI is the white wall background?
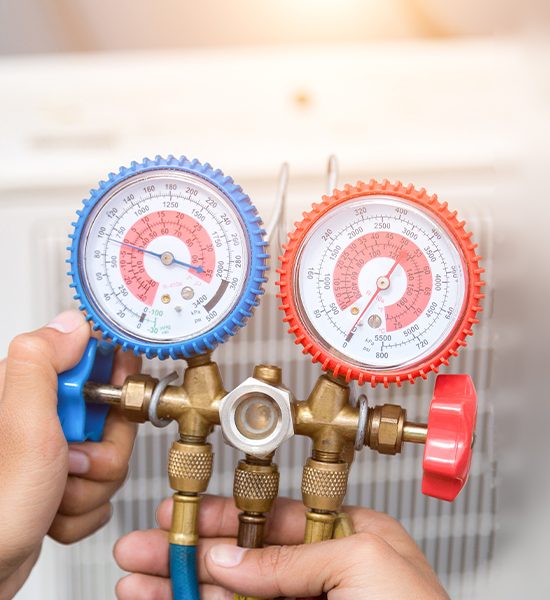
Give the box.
[0,0,529,55]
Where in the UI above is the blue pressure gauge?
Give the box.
[67,155,268,359]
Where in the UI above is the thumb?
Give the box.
[1,310,90,445]
[205,536,368,598]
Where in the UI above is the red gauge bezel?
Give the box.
[276,180,485,387]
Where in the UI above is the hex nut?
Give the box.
[219,377,294,456]
[368,404,405,455]
[121,375,157,423]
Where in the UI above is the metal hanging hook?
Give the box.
[266,162,289,257]
[326,154,339,195]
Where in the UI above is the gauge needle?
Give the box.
[346,251,406,341]
[109,238,204,273]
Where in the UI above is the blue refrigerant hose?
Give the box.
[170,544,200,600]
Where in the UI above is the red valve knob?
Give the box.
[422,374,477,502]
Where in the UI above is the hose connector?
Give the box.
[301,457,349,512]
[168,441,213,493]
[169,494,201,546]
[301,456,349,543]
[168,441,213,546]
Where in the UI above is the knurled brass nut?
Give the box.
[233,460,280,513]
[368,404,405,455]
[168,441,213,493]
[301,457,349,512]
[219,377,294,457]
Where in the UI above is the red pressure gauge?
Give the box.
[277,180,484,387]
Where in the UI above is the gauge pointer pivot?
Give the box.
[346,251,406,342]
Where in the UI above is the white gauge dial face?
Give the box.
[295,196,467,370]
[79,170,250,343]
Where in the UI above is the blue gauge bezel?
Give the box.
[67,155,268,359]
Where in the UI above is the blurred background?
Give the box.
[0,1,548,598]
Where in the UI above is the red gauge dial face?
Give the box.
[120,210,215,306]
[278,181,484,386]
[333,232,433,332]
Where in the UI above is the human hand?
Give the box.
[114,494,450,600]
[0,310,140,598]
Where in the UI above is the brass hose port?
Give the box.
[219,377,294,456]
[302,458,349,511]
[168,441,213,493]
[234,459,280,514]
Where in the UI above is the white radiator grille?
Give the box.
[33,209,495,600]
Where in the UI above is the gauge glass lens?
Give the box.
[80,170,249,343]
[295,196,467,370]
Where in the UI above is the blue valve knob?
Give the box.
[57,338,116,442]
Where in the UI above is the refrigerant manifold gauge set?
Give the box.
[57,155,484,600]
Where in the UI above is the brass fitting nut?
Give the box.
[233,459,280,513]
[168,441,213,493]
[219,377,294,457]
[121,374,157,423]
[367,404,406,455]
[301,458,349,512]
[304,511,337,544]
[169,493,201,546]
[252,364,282,387]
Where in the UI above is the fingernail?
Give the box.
[209,544,246,568]
[47,310,85,333]
[68,449,91,474]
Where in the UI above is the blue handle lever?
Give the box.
[57,338,116,442]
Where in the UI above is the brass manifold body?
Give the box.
[84,353,428,553]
